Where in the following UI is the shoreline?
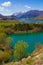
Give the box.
[6,30,43,35]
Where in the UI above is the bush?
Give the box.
[14,40,29,61]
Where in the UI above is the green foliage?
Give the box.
[0,33,6,41]
[0,32,12,63]
[6,37,12,44]
[14,40,29,61]
[26,58,34,65]
[0,20,43,34]
[0,50,12,62]
[0,20,43,63]
[5,37,12,48]
[14,23,34,31]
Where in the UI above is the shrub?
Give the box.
[14,40,29,61]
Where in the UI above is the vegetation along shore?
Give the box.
[0,20,43,65]
[0,20,43,34]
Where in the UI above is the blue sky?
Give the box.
[0,0,43,15]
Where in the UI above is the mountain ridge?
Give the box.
[17,10,43,19]
[0,10,43,20]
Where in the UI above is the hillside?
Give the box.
[34,15,43,20]
[17,10,43,19]
[5,45,43,65]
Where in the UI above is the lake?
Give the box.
[10,32,43,53]
[19,19,43,23]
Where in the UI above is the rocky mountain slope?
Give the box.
[16,10,43,19]
[34,15,43,20]
[0,10,43,20]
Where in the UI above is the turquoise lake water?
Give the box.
[19,19,43,23]
[10,32,43,53]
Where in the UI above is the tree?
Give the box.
[4,36,12,52]
[0,33,7,51]
[14,40,29,61]
[0,33,6,43]
[0,50,12,65]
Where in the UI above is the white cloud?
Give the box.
[0,6,4,11]
[24,5,31,9]
[6,10,11,12]
[1,1,11,7]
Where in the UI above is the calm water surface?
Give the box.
[10,32,43,53]
[19,19,43,23]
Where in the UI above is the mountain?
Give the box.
[15,10,43,19]
[13,12,24,18]
[0,14,18,20]
[0,10,43,20]
[34,15,43,20]
[0,14,4,19]
[8,15,18,20]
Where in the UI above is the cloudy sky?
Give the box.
[0,0,43,15]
